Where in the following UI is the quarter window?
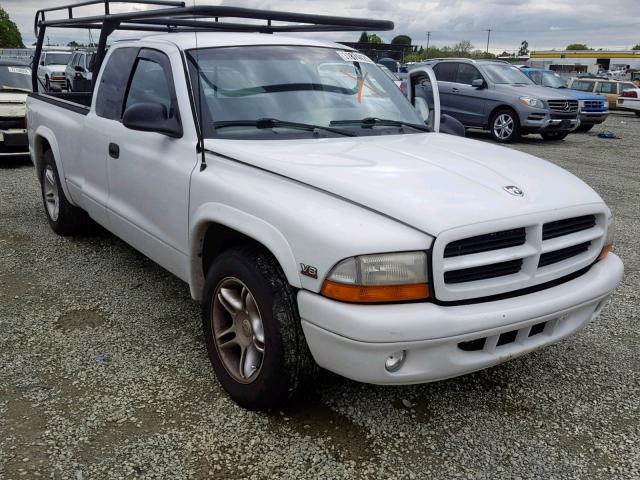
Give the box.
[95,47,138,120]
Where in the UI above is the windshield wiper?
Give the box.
[213,118,356,137]
[330,117,429,132]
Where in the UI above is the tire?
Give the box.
[40,150,89,236]
[541,131,570,141]
[576,124,594,132]
[635,111,640,117]
[66,80,72,92]
[489,109,520,143]
[45,76,50,92]
[202,247,316,411]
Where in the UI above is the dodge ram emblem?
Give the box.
[503,185,524,197]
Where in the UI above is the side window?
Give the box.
[433,63,458,83]
[456,64,482,85]
[95,47,139,120]
[529,71,542,85]
[124,58,173,113]
[596,82,615,94]
[570,80,594,92]
[70,53,78,67]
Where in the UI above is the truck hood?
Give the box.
[547,87,607,102]
[494,83,576,100]
[40,65,66,74]
[203,133,604,236]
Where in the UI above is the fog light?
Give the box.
[385,350,406,372]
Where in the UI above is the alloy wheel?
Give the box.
[211,277,265,384]
[43,165,60,221]
[494,113,514,140]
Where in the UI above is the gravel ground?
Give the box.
[1,113,638,479]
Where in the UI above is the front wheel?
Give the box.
[66,80,72,92]
[202,247,316,411]
[541,131,569,141]
[45,76,50,92]
[490,109,520,143]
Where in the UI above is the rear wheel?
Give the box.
[490,109,520,143]
[202,247,316,411]
[40,150,89,235]
[541,131,569,141]
[576,124,594,132]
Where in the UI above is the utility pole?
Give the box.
[486,29,492,54]
[426,31,431,58]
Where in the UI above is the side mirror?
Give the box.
[472,78,485,89]
[74,65,84,72]
[40,60,45,66]
[122,102,182,138]
[439,114,465,137]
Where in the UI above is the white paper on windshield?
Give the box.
[8,67,30,75]
[336,51,374,64]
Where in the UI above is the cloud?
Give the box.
[3,0,638,51]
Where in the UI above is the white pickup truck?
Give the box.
[27,5,623,410]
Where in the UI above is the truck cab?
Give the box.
[520,67,608,132]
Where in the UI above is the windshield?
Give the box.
[483,64,534,85]
[187,46,425,139]
[0,65,32,91]
[538,71,567,88]
[44,53,71,66]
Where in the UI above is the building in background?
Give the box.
[529,50,640,76]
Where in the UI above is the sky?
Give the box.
[2,0,639,53]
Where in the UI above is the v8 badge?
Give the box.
[300,263,318,279]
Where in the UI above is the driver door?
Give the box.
[106,48,199,280]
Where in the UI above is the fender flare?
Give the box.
[189,202,301,302]
[32,126,77,206]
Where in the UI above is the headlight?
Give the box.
[519,96,545,109]
[321,251,429,303]
[598,217,614,261]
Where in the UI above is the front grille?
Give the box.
[539,242,590,267]
[444,259,522,284]
[583,100,606,111]
[548,99,579,113]
[0,117,25,129]
[543,215,596,240]
[434,210,606,301]
[444,228,525,258]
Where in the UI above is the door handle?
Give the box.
[108,142,120,159]
[451,87,460,93]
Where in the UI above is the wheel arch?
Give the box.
[32,128,74,203]
[488,104,519,126]
[189,203,301,303]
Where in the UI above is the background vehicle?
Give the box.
[568,77,638,109]
[65,50,94,92]
[36,50,72,91]
[419,58,580,143]
[0,60,31,156]
[520,67,608,132]
[28,2,622,411]
[616,88,640,116]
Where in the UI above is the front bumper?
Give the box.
[579,111,609,125]
[298,253,623,385]
[522,114,580,133]
[0,129,29,156]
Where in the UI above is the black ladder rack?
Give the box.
[32,1,394,91]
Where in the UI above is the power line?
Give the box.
[486,28,491,53]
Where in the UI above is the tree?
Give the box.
[518,40,529,57]
[391,35,412,46]
[453,40,474,56]
[566,43,588,50]
[632,44,640,50]
[68,41,83,48]
[0,7,24,48]
[368,34,383,44]
[358,32,369,43]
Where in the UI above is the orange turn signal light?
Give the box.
[321,280,430,303]
[597,244,612,262]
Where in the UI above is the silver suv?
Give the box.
[419,59,580,143]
